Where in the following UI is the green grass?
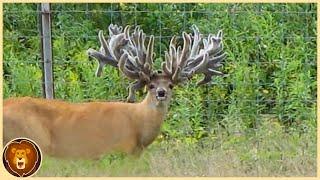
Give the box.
[36,117,316,177]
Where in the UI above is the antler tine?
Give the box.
[171,32,192,83]
[162,35,177,77]
[163,25,226,86]
[108,24,123,36]
[189,25,201,58]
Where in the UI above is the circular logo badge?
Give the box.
[2,138,42,177]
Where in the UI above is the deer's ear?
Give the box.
[11,148,16,154]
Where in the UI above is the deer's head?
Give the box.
[87,24,226,104]
[144,73,174,106]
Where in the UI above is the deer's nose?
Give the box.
[157,89,166,97]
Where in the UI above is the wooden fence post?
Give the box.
[40,3,54,99]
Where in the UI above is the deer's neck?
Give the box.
[135,92,170,147]
[141,92,169,114]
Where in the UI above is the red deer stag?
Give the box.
[3,24,226,159]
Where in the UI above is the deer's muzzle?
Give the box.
[156,88,167,101]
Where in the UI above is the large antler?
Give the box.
[87,24,155,102]
[162,25,226,85]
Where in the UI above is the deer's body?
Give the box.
[3,94,168,159]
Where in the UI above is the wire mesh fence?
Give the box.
[3,3,317,134]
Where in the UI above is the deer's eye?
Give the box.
[149,84,155,89]
[169,83,174,89]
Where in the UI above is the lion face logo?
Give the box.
[11,147,30,169]
[3,138,42,177]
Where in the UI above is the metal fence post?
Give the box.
[40,3,54,99]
